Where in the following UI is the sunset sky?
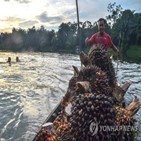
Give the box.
[0,0,141,33]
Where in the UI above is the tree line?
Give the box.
[0,3,141,56]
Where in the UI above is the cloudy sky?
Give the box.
[0,0,141,33]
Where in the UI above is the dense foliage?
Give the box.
[0,3,141,58]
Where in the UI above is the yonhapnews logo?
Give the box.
[89,121,138,136]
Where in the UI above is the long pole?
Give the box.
[76,0,80,31]
[76,0,81,52]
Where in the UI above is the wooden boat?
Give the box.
[32,45,140,141]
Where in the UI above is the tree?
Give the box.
[113,10,134,56]
[107,2,123,26]
[10,28,26,51]
[57,22,77,52]
[107,3,137,57]
[132,13,141,45]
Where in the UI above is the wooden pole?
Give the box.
[76,0,81,52]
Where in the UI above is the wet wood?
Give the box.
[121,81,132,92]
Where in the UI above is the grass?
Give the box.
[126,45,141,63]
[108,45,141,63]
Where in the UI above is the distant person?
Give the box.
[16,56,19,62]
[85,18,120,55]
[7,57,11,66]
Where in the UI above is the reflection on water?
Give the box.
[0,52,140,141]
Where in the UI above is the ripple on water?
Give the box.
[0,92,23,140]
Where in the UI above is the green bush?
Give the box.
[126,45,141,63]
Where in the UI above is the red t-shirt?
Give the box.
[88,32,114,51]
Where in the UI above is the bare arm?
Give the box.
[85,34,96,48]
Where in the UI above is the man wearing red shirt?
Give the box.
[85,18,119,55]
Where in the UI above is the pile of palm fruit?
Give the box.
[33,45,140,141]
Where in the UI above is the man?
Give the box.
[85,18,119,55]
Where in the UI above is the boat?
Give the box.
[32,45,140,141]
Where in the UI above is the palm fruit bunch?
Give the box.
[62,64,113,106]
[33,127,57,141]
[113,106,135,141]
[116,106,134,126]
[70,93,116,141]
[51,111,72,141]
[53,112,72,141]
[114,97,140,140]
[88,45,116,88]
[77,66,112,97]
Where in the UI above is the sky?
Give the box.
[0,0,141,33]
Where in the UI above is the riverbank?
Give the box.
[1,45,141,63]
[126,45,141,63]
[109,45,141,63]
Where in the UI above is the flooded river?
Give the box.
[0,52,141,141]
